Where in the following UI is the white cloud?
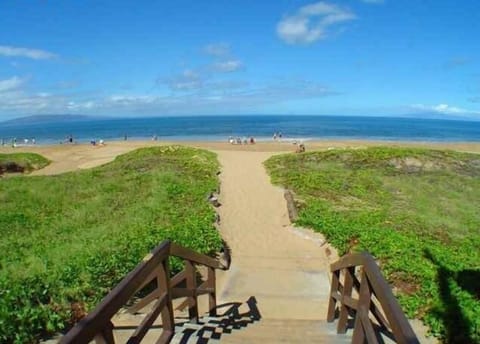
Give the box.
[164,69,204,91]
[204,43,230,57]
[67,101,96,111]
[0,76,25,92]
[95,79,332,113]
[0,45,57,60]
[108,95,157,105]
[0,41,332,117]
[0,76,334,117]
[277,2,356,44]
[161,58,243,92]
[213,60,243,72]
[412,103,480,116]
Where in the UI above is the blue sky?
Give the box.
[0,0,479,120]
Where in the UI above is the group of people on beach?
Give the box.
[2,138,36,147]
[229,136,256,145]
[1,134,163,147]
[90,139,105,146]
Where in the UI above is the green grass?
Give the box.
[0,153,50,173]
[0,146,223,343]
[265,147,480,343]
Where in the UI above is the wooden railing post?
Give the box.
[353,269,376,344]
[207,267,217,316]
[94,321,115,344]
[185,260,199,323]
[337,266,355,333]
[158,259,174,342]
[327,269,340,322]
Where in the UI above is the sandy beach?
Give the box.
[1,139,480,176]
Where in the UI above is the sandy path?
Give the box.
[214,150,335,320]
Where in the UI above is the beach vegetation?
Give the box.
[0,153,50,175]
[0,146,222,343]
[265,147,480,343]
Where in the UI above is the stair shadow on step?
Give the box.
[172,296,261,344]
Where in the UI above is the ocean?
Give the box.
[1,115,479,144]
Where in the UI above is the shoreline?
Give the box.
[2,138,480,151]
[3,136,480,146]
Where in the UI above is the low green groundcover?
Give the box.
[265,147,480,343]
[0,146,222,343]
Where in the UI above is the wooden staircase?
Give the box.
[59,241,420,344]
[106,296,351,344]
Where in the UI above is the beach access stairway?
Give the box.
[60,240,419,344]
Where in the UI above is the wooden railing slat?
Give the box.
[369,299,391,332]
[343,294,359,310]
[337,266,355,333]
[185,260,199,323]
[133,269,159,296]
[171,287,214,298]
[360,309,379,344]
[127,288,161,315]
[94,321,115,344]
[170,243,225,269]
[155,330,174,344]
[207,267,217,316]
[158,260,174,337]
[327,270,340,322]
[127,293,168,344]
[170,270,186,288]
[127,266,163,315]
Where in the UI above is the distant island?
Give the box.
[2,114,97,125]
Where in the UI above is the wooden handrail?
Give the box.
[60,240,228,344]
[170,242,227,270]
[327,252,420,344]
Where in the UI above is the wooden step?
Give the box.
[170,318,351,344]
[110,308,351,344]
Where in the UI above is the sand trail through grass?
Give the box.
[214,150,335,320]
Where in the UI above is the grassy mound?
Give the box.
[0,146,222,343]
[0,153,50,175]
[265,147,480,343]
